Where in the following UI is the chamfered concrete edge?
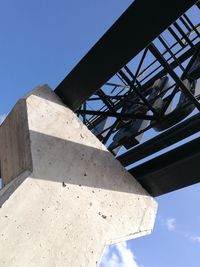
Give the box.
[0,169,32,208]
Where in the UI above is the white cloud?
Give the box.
[161,216,200,245]
[101,249,120,267]
[166,218,176,231]
[100,241,142,267]
[190,235,200,244]
[0,113,7,125]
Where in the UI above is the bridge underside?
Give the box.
[55,1,200,196]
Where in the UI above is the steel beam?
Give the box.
[117,112,200,167]
[54,0,197,110]
[129,136,200,196]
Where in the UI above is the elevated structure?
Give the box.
[0,1,199,266]
[55,0,198,110]
[55,1,200,196]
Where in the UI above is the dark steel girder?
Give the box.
[54,0,197,111]
[129,136,200,197]
[117,112,200,167]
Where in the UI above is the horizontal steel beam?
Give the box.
[55,0,197,110]
[117,112,200,167]
[129,136,200,196]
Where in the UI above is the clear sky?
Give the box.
[0,1,200,266]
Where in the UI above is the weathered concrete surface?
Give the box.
[0,100,32,186]
[0,85,157,267]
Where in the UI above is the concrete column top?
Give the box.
[0,85,157,266]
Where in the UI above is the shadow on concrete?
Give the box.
[29,130,147,196]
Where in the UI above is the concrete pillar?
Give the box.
[0,85,157,267]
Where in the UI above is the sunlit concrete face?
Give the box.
[0,85,157,267]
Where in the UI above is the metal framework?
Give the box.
[55,1,200,196]
[55,0,197,110]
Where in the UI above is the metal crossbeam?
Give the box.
[54,0,197,110]
[129,136,200,196]
[117,112,200,167]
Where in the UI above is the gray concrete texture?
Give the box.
[0,85,157,266]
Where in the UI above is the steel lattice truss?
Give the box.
[55,1,200,196]
[77,4,200,149]
[76,4,200,195]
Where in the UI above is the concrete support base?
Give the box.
[0,85,157,266]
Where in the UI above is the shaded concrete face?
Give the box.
[0,100,32,185]
[0,85,157,267]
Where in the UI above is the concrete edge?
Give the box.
[22,84,50,99]
[98,228,153,266]
[0,170,32,208]
[105,228,153,246]
[0,98,33,186]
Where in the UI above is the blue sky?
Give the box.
[0,1,200,266]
